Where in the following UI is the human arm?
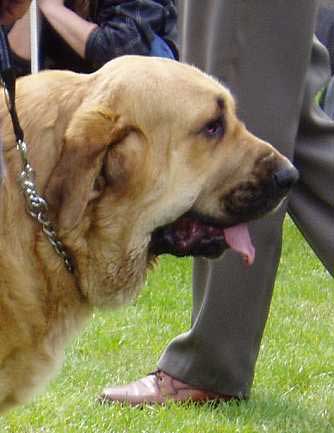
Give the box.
[7,9,30,60]
[36,0,177,65]
[37,0,97,59]
[8,0,178,73]
[7,0,98,74]
[81,0,178,69]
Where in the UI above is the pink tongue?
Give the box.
[223,224,255,266]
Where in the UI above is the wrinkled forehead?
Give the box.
[103,57,236,127]
[167,62,235,116]
[147,62,235,118]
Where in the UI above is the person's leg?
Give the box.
[100,0,318,404]
[289,38,334,275]
[158,0,317,398]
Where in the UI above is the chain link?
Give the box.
[2,75,74,273]
[15,139,74,273]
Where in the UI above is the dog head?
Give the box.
[11,56,297,307]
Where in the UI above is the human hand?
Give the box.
[0,0,31,24]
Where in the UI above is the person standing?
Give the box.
[100,0,334,405]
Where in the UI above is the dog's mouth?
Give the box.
[149,212,255,265]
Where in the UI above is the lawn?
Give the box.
[1,217,333,433]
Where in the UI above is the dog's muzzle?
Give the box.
[149,163,299,264]
[273,166,299,191]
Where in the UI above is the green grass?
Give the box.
[1,217,333,433]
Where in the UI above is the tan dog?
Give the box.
[0,56,297,413]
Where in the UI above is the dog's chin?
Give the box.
[149,212,228,259]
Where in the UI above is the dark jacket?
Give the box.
[11,0,178,75]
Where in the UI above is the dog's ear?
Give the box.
[45,106,125,232]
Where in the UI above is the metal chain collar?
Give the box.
[3,86,75,273]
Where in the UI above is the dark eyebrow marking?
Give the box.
[217,97,225,112]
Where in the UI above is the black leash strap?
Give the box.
[0,27,24,142]
[0,26,11,70]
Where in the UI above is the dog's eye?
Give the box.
[203,117,225,139]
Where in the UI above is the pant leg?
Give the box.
[159,0,317,398]
[289,39,334,275]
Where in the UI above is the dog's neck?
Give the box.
[0,71,92,331]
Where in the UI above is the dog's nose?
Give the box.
[273,166,299,190]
